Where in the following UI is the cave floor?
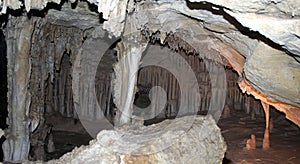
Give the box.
[218,110,300,164]
[46,130,92,161]
[45,110,300,163]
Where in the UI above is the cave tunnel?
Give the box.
[0,0,300,163]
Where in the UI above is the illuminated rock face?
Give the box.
[0,0,300,162]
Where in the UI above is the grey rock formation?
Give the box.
[3,16,33,162]
[48,115,226,164]
[245,42,300,108]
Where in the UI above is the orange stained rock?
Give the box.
[238,78,300,127]
[245,134,256,150]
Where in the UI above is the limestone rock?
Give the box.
[227,11,300,56]
[45,2,101,30]
[3,16,34,162]
[244,42,300,108]
[48,115,226,164]
[189,0,300,17]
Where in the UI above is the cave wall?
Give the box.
[3,13,89,161]
[28,22,83,160]
[46,52,74,118]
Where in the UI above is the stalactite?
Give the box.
[204,60,227,120]
[246,96,251,114]
[24,22,84,160]
[113,39,148,126]
[136,47,218,117]
[42,24,83,119]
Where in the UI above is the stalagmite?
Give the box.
[245,134,256,150]
[261,101,270,150]
[47,133,55,153]
[223,104,230,118]
[205,60,227,121]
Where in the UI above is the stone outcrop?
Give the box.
[245,42,300,108]
[48,115,226,164]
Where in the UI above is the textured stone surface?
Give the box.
[48,115,226,164]
[2,16,34,162]
[245,42,300,107]
[189,0,300,17]
[188,0,300,56]
[227,11,300,56]
[45,2,101,30]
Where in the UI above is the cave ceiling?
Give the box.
[0,0,300,126]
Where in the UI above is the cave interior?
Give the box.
[0,0,300,163]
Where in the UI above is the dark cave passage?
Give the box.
[0,29,7,129]
[0,29,7,162]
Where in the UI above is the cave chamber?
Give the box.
[0,0,299,163]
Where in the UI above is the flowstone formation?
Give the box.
[48,115,226,164]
